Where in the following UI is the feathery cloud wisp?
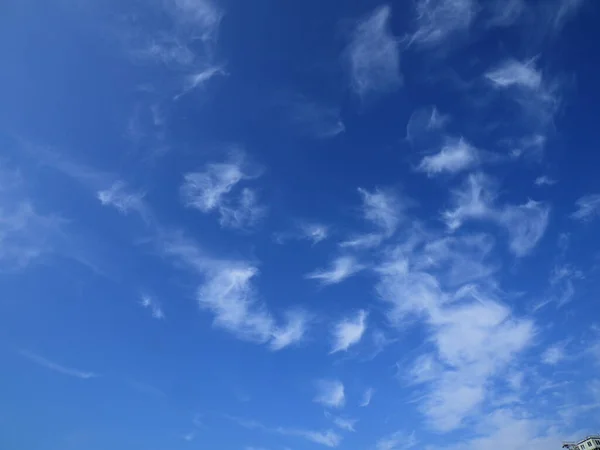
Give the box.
[306,256,364,285]
[140,294,165,319]
[161,234,307,349]
[443,173,549,256]
[314,380,346,409]
[416,137,480,176]
[534,176,557,186]
[346,5,401,98]
[541,342,567,365]
[375,430,418,450]
[331,310,368,353]
[97,181,147,216]
[182,150,265,229]
[358,187,404,236]
[19,350,98,379]
[360,387,374,407]
[485,59,542,90]
[571,193,600,221]
[410,0,476,47]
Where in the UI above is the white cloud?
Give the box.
[270,310,311,351]
[314,380,345,409]
[360,387,374,407]
[499,200,550,257]
[438,408,568,450]
[0,167,63,270]
[375,430,418,450]
[139,294,165,319]
[484,59,558,135]
[306,256,364,285]
[534,175,557,186]
[485,0,525,28]
[329,415,357,432]
[175,66,226,100]
[170,0,224,41]
[339,233,383,250]
[410,0,476,47]
[218,187,266,229]
[161,234,308,349]
[358,187,405,236]
[97,181,147,216]
[331,310,368,353]
[299,223,329,244]
[442,173,497,231]
[416,137,480,176]
[541,342,567,365]
[571,193,600,221]
[181,150,265,229]
[346,5,401,98]
[198,263,276,343]
[231,416,342,447]
[443,173,549,256]
[485,59,542,90]
[376,234,536,431]
[406,106,448,148]
[19,350,98,379]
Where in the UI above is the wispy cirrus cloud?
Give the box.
[181,149,266,230]
[314,380,346,409]
[360,387,374,407]
[174,66,227,100]
[409,0,476,47]
[306,256,364,285]
[169,0,224,41]
[443,173,550,256]
[534,175,557,187]
[346,5,401,99]
[571,193,600,221]
[416,137,480,176]
[160,234,309,349]
[331,310,368,353]
[231,416,342,447]
[484,58,559,148]
[358,187,405,236]
[375,221,535,431]
[97,181,148,217]
[375,430,417,450]
[139,294,165,319]
[541,341,568,365]
[276,221,330,245]
[0,165,63,270]
[19,350,98,379]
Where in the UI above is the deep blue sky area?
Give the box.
[1,1,600,449]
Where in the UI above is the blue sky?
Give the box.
[1,0,600,449]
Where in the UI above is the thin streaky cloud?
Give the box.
[571,193,600,221]
[410,0,476,47]
[170,0,224,42]
[346,5,401,98]
[269,310,311,351]
[331,416,357,432]
[331,309,368,353]
[19,350,98,379]
[306,256,364,285]
[175,66,226,100]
